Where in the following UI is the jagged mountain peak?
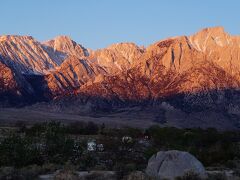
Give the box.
[106,42,144,51]
[48,35,78,48]
[0,35,63,74]
[199,26,226,35]
[188,26,235,52]
[0,35,35,42]
[54,35,73,41]
[90,42,144,73]
[192,26,229,42]
[43,35,89,58]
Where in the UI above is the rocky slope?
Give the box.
[0,35,95,97]
[1,27,240,129]
[0,61,19,94]
[43,35,89,59]
[89,43,144,73]
[80,28,240,100]
[0,60,35,105]
[45,55,105,96]
[0,35,63,74]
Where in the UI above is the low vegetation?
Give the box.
[0,121,239,179]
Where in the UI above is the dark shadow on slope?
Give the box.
[0,62,52,107]
[64,88,240,112]
[44,88,240,130]
[0,44,65,106]
[23,74,52,102]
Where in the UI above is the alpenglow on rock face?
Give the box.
[0,35,64,74]
[146,150,207,180]
[1,27,240,129]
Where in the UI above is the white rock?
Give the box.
[146,150,207,180]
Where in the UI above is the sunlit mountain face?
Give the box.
[1,27,240,130]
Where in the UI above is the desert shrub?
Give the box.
[0,122,85,167]
[113,162,138,179]
[85,122,99,135]
[0,133,42,167]
[80,152,98,171]
[103,127,143,139]
[113,162,126,179]
[122,127,143,138]
[25,122,46,136]
[65,121,87,134]
[144,147,158,160]
[124,171,153,180]
[0,167,19,180]
[37,121,75,164]
[233,169,240,177]
[15,120,27,133]
[17,165,42,180]
[175,170,202,180]
[41,163,62,174]
[84,172,111,180]
[66,121,99,135]
[54,169,79,180]
[92,164,108,171]
[125,163,137,172]
[207,173,227,180]
[0,165,41,180]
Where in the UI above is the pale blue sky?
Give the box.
[0,0,239,49]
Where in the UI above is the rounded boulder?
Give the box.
[146,150,207,180]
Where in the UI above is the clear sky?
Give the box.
[0,0,239,49]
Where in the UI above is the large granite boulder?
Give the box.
[146,150,207,180]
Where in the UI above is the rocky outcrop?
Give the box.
[45,55,104,96]
[189,27,240,77]
[146,150,207,180]
[89,42,144,74]
[0,61,35,105]
[0,61,18,93]
[0,35,63,74]
[43,35,89,59]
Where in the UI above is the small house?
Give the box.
[87,139,96,151]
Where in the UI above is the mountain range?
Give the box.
[1,27,240,130]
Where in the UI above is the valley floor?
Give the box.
[0,108,160,128]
